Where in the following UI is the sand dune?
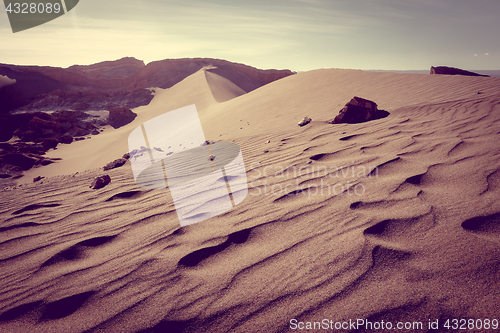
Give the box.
[1,68,500,332]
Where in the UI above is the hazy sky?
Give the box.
[0,0,498,71]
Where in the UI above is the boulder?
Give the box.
[103,158,127,171]
[298,117,312,127]
[60,134,73,144]
[329,97,389,124]
[41,138,59,150]
[108,107,137,129]
[90,175,111,189]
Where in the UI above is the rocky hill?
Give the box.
[0,57,295,114]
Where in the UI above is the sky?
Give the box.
[0,0,499,71]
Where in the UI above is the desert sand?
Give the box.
[1,67,500,332]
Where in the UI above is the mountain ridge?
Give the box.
[0,57,295,114]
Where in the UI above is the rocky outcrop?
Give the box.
[2,153,37,171]
[103,158,128,171]
[430,66,489,77]
[0,113,36,141]
[329,97,390,124]
[0,141,61,178]
[10,110,98,143]
[0,57,293,115]
[16,88,154,113]
[108,107,137,129]
[90,175,111,189]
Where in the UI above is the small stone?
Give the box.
[90,175,111,189]
[298,117,312,127]
[266,140,270,144]
[33,176,44,182]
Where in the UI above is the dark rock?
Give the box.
[40,159,56,166]
[68,127,90,137]
[60,134,73,144]
[103,158,127,171]
[17,143,46,155]
[41,138,58,150]
[90,175,111,189]
[9,110,97,143]
[329,97,389,124]
[108,107,137,129]
[0,142,16,152]
[430,66,489,77]
[74,137,85,141]
[33,176,44,182]
[14,115,60,141]
[91,130,99,135]
[122,153,130,159]
[3,153,37,170]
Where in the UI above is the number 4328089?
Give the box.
[5,2,62,14]
[444,319,498,330]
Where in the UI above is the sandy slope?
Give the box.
[1,68,500,333]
